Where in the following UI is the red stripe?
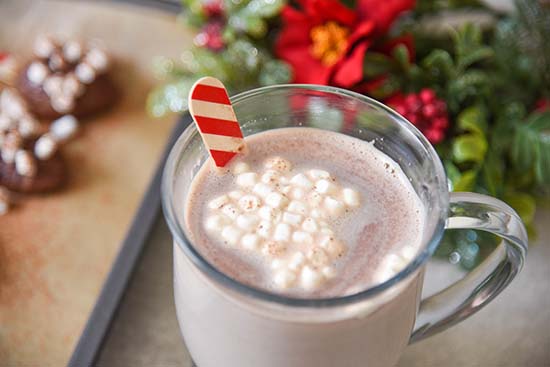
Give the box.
[194,115,243,138]
[210,149,237,167]
[191,84,230,105]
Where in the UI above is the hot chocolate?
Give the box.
[184,127,425,298]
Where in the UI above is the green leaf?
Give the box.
[363,53,394,78]
[511,125,535,172]
[392,44,410,71]
[444,160,461,188]
[481,149,504,197]
[452,134,488,163]
[457,105,487,135]
[453,170,478,192]
[504,192,536,225]
[259,60,292,85]
[534,136,550,186]
[421,49,455,79]
[457,46,493,70]
[246,0,286,18]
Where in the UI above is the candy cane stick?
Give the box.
[188,77,245,168]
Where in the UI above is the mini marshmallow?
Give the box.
[236,214,259,231]
[273,268,297,289]
[319,236,346,258]
[43,75,63,97]
[63,74,84,97]
[26,62,49,85]
[231,161,250,175]
[34,133,58,160]
[85,48,109,72]
[324,196,344,216]
[75,62,96,84]
[308,169,331,180]
[261,170,281,185]
[302,218,318,233]
[228,190,244,201]
[1,148,16,164]
[290,173,313,189]
[262,241,286,257]
[292,231,313,244]
[310,209,322,219]
[241,233,260,250]
[208,194,229,210]
[383,254,407,272]
[235,172,257,187]
[280,185,291,195]
[256,220,272,238]
[300,266,323,290]
[205,215,228,232]
[321,266,336,279]
[282,212,302,226]
[18,115,41,138]
[15,150,37,177]
[0,90,26,119]
[62,41,83,63]
[51,95,74,113]
[273,223,291,242]
[307,191,323,207]
[238,195,260,212]
[270,259,285,270]
[315,179,337,194]
[264,156,292,172]
[221,204,239,220]
[288,251,306,271]
[290,187,305,200]
[265,192,288,209]
[252,183,272,198]
[34,35,56,58]
[320,227,334,236]
[287,200,308,216]
[50,115,78,142]
[342,188,360,207]
[307,247,330,267]
[401,245,417,261]
[258,206,280,222]
[0,114,15,131]
[221,226,242,246]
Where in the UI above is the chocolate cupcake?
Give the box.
[16,35,117,119]
[0,89,78,193]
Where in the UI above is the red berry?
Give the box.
[203,0,224,18]
[419,88,436,104]
[395,105,407,116]
[421,104,437,118]
[405,94,421,112]
[407,113,419,125]
[433,117,449,130]
[425,128,444,144]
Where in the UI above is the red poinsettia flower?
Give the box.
[275,0,415,88]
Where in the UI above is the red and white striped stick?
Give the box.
[188,77,245,168]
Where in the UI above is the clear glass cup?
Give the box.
[162,85,527,367]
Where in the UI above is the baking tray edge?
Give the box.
[68,114,192,367]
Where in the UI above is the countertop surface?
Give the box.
[96,210,550,367]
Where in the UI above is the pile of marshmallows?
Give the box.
[0,89,79,214]
[26,35,109,113]
[204,157,361,291]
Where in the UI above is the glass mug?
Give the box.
[162,85,527,367]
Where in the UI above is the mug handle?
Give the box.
[410,192,528,343]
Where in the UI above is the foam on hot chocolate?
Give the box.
[184,127,425,298]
